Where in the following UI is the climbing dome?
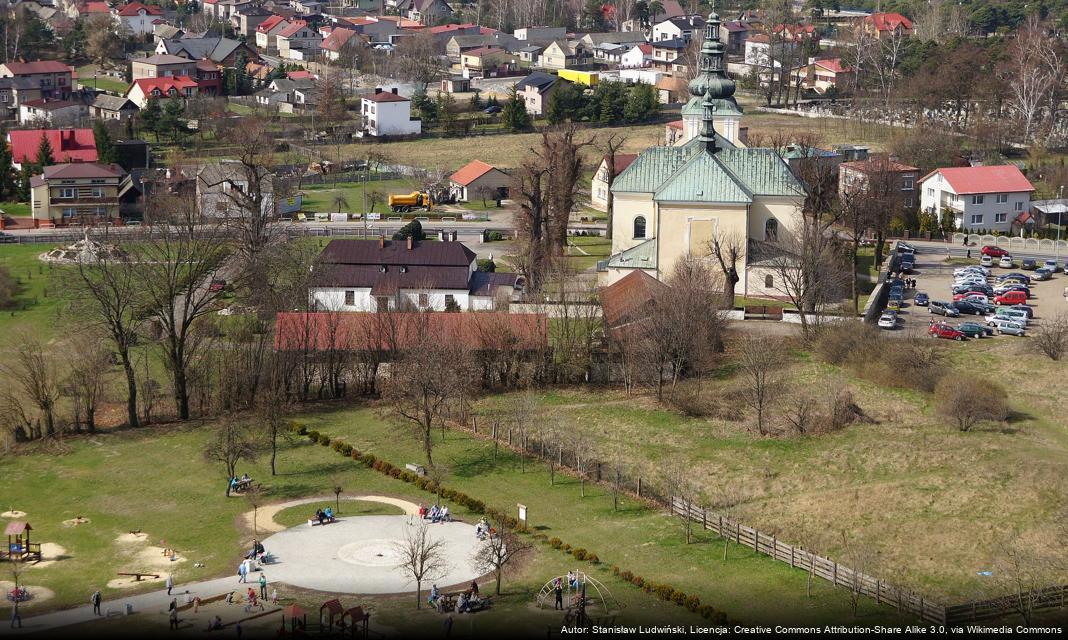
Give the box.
[536,572,622,614]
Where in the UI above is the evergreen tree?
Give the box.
[35,134,55,168]
[160,99,186,144]
[16,164,32,202]
[546,81,587,125]
[140,97,163,142]
[93,121,118,165]
[411,87,437,126]
[436,92,456,134]
[623,83,659,123]
[234,51,249,95]
[502,87,532,132]
[0,139,14,201]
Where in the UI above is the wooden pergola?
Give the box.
[1,522,41,563]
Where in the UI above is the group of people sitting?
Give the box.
[6,586,29,603]
[474,517,496,541]
[427,581,489,614]
[245,540,266,562]
[418,504,451,523]
[312,507,335,526]
[229,474,252,494]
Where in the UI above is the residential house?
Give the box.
[720,20,749,55]
[132,55,221,96]
[290,0,322,17]
[256,15,291,51]
[196,160,276,218]
[579,31,648,50]
[602,11,804,298]
[322,27,359,62]
[460,47,512,74]
[591,153,638,211]
[153,23,185,44]
[344,16,402,44]
[0,61,75,102]
[201,0,257,21]
[860,12,912,40]
[19,99,87,126]
[621,0,685,32]
[440,75,471,93]
[649,38,687,71]
[621,43,652,68]
[513,44,545,64]
[1030,199,1068,232]
[781,144,843,183]
[655,75,687,104]
[231,5,273,38]
[839,156,920,213]
[513,26,566,44]
[7,129,97,170]
[396,0,452,25]
[156,36,261,66]
[772,23,818,42]
[360,88,421,137]
[276,20,323,61]
[592,42,629,64]
[514,71,560,116]
[537,40,588,69]
[744,34,797,69]
[428,22,483,47]
[90,94,139,122]
[920,165,1034,233]
[29,162,126,225]
[652,15,705,42]
[125,76,200,108]
[804,58,852,93]
[112,2,163,37]
[254,76,316,111]
[448,160,509,203]
[445,34,517,61]
[306,237,521,312]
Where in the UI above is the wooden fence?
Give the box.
[944,585,1068,625]
[670,498,947,624]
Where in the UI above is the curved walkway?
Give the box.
[242,495,420,534]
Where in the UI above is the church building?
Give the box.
[601,12,806,300]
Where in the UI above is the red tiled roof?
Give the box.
[81,1,110,13]
[196,58,218,71]
[116,2,163,16]
[600,270,666,329]
[257,15,286,33]
[277,20,310,39]
[274,312,548,353]
[287,70,315,80]
[921,165,1034,195]
[22,99,78,109]
[8,129,97,165]
[128,76,199,96]
[322,28,357,52]
[637,43,652,54]
[363,90,408,103]
[667,119,683,130]
[42,163,125,180]
[813,58,852,74]
[603,153,637,175]
[449,160,498,186]
[865,12,913,32]
[3,60,72,75]
[429,23,477,35]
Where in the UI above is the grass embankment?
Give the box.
[0,244,67,339]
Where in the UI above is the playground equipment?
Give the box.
[1,522,42,563]
[536,572,621,616]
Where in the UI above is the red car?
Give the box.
[981,245,1009,257]
[929,322,965,341]
[994,290,1028,306]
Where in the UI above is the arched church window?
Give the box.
[634,216,647,239]
[765,218,779,241]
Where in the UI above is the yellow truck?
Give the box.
[558,69,599,87]
[388,191,433,213]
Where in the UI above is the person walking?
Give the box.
[259,573,267,600]
[91,589,102,616]
[237,561,246,583]
[554,582,563,610]
[166,574,174,595]
[10,600,21,629]
[169,607,179,631]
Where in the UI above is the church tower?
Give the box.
[680,11,742,146]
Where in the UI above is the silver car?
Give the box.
[989,318,1026,336]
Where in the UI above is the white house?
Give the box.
[113,2,163,37]
[920,165,1035,233]
[652,15,705,42]
[360,88,421,137]
[308,238,520,312]
[621,43,652,68]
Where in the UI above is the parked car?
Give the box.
[998,256,1016,268]
[1008,304,1034,318]
[1034,268,1053,281]
[980,255,994,267]
[994,284,1030,298]
[1021,258,1037,270]
[996,272,1030,283]
[988,318,1026,336]
[995,290,1029,306]
[483,105,502,114]
[887,297,902,311]
[952,292,989,304]
[982,245,1009,257]
[953,300,995,316]
[953,285,994,297]
[993,308,1030,325]
[929,322,965,341]
[1042,259,1059,272]
[929,301,961,317]
[878,312,898,329]
[897,242,917,254]
[209,279,227,293]
[955,266,989,277]
[914,292,929,306]
[900,257,915,273]
[957,322,994,338]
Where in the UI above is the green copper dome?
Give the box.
[684,11,740,118]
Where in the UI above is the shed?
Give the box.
[448,160,510,204]
[440,76,471,94]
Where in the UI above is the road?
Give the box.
[906,237,1068,262]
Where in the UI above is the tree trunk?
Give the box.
[495,572,502,595]
[270,425,278,476]
[422,426,434,467]
[851,241,860,315]
[121,350,139,428]
[415,582,421,609]
[173,364,190,421]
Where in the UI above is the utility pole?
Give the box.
[1057,185,1064,261]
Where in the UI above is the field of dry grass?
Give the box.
[474,338,1068,603]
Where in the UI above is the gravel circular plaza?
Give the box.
[260,515,483,594]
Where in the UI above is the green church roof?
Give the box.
[607,237,657,270]
[653,151,753,204]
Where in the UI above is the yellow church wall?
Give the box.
[748,196,805,244]
[610,193,658,257]
[654,202,748,279]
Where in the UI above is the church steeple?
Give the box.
[687,10,736,105]
[698,93,717,153]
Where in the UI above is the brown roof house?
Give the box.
[448,160,510,204]
[308,238,522,312]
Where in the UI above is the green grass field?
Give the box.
[565,235,611,271]
[76,65,129,95]
[298,178,421,213]
[1,201,31,217]
[0,243,68,340]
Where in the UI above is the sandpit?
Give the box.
[1,510,27,519]
[26,543,68,569]
[115,532,149,544]
[62,516,91,527]
[0,581,55,608]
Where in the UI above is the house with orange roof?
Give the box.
[459,46,512,73]
[448,160,509,203]
[804,58,853,93]
[920,165,1034,233]
[276,20,323,60]
[112,2,163,36]
[125,76,201,108]
[255,15,291,51]
[860,12,913,40]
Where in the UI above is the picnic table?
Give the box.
[116,571,160,582]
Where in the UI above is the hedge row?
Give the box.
[290,422,729,624]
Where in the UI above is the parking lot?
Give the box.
[880,243,1068,340]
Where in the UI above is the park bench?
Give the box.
[116,571,160,582]
[233,479,253,493]
[307,515,337,527]
[405,463,426,476]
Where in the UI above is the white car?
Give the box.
[955,267,990,277]
[878,312,897,329]
[999,255,1015,268]
[980,255,994,267]
[987,309,1029,326]
[958,293,989,304]
[1043,259,1059,272]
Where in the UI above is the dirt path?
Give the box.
[241,495,419,534]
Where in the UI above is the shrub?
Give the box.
[685,595,701,612]
[572,548,587,560]
[611,565,620,575]
[934,374,1009,432]
[549,537,562,549]
[562,543,572,552]
[306,430,321,442]
[586,554,599,564]
[362,454,376,467]
[350,449,362,460]
[318,434,331,446]
[619,570,633,582]
[698,604,717,619]
[392,219,425,241]
[671,590,687,606]
[1034,313,1068,360]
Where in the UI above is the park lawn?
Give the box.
[1,201,32,217]
[296,406,907,625]
[471,339,1068,602]
[299,178,421,214]
[271,500,404,529]
[76,65,129,95]
[565,235,611,271]
[0,243,69,340]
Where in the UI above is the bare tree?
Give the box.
[331,476,344,514]
[472,517,531,595]
[63,337,111,434]
[0,336,61,437]
[203,418,258,496]
[705,230,744,308]
[738,336,779,436]
[505,390,541,474]
[569,431,595,497]
[666,461,696,544]
[765,219,849,336]
[598,133,627,240]
[244,484,265,535]
[985,533,1063,625]
[394,30,444,92]
[934,375,1009,432]
[999,18,1062,144]
[394,520,448,609]
[1033,313,1068,361]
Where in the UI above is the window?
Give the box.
[444,294,456,309]
[633,216,646,239]
[765,274,774,288]
[902,176,914,191]
[58,188,76,199]
[996,194,1008,203]
[926,187,934,197]
[970,214,983,225]
[1015,201,1024,211]
[995,213,1007,223]
[62,207,76,217]
[765,218,779,241]
[375,296,390,312]
[972,195,985,205]
[344,290,355,306]
[91,188,104,198]
[904,197,913,208]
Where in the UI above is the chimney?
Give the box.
[407,235,413,250]
[379,235,385,248]
[391,87,398,95]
